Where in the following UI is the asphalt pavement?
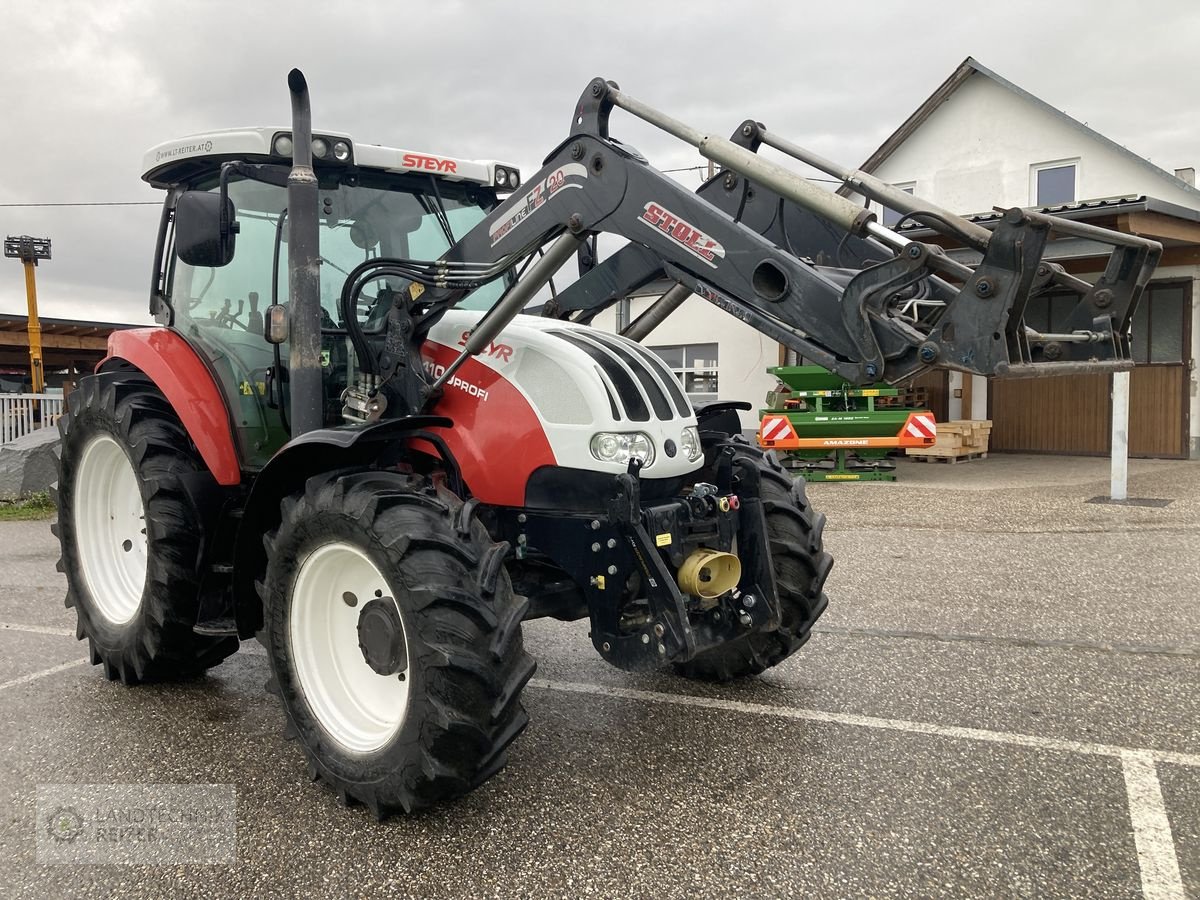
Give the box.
[1,453,1197,899]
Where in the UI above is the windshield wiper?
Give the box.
[424,175,455,246]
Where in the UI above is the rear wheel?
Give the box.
[675,437,832,682]
[260,471,535,817]
[53,375,239,684]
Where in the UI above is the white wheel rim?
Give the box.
[73,433,148,625]
[289,542,410,753]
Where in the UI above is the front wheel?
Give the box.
[674,437,833,682]
[260,471,536,817]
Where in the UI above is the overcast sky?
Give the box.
[2,0,1198,324]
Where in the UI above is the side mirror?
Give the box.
[175,191,237,267]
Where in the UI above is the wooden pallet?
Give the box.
[907,451,989,464]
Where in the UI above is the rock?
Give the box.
[0,426,61,499]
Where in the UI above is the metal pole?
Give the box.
[621,283,692,342]
[22,261,44,396]
[285,69,324,436]
[1110,371,1130,501]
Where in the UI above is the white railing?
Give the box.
[1,393,65,446]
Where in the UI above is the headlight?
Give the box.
[590,432,655,467]
[495,167,509,186]
[311,138,329,159]
[680,426,702,462]
[332,140,351,161]
[508,170,520,188]
[273,135,294,157]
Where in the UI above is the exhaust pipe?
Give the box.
[286,68,324,436]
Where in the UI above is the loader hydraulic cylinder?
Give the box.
[607,87,875,237]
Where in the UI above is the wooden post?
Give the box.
[1111,371,1130,501]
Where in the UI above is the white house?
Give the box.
[859,57,1199,460]
[600,57,1200,458]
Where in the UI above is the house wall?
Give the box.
[590,295,778,432]
[989,265,1199,459]
[866,74,1200,213]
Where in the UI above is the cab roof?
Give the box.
[141,127,521,192]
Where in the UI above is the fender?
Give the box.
[102,328,242,486]
[695,401,752,443]
[230,416,453,637]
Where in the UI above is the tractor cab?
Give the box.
[141,128,522,468]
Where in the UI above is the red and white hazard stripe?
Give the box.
[760,415,795,442]
[904,412,936,440]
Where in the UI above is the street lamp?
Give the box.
[4,235,52,396]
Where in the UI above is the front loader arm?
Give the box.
[425,126,865,365]
[359,78,1161,413]
[543,123,885,328]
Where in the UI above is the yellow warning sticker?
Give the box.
[655,532,672,547]
[861,389,879,396]
[409,281,425,301]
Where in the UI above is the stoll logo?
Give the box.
[637,202,725,268]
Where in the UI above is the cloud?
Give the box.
[2,0,1198,322]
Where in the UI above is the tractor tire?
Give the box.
[52,375,239,684]
[259,470,536,817]
[674,437,832,682]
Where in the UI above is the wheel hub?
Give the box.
[357,598,408,676]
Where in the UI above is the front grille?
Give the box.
[548,328,689,422]
[591,333,691,418]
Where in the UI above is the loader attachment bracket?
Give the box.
[839,243,932,381]
[569,77,616,141]
[925,207,1050,373]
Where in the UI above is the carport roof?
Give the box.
[896,195,1200,232]
[0,314,136,373]
[895,194,1200,270]
[0,314,136,339]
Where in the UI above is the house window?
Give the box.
[881,184,916,227]
[647,343,719,404]
[1032,161,1077,206]
[1131,283,1187,364]
[1023,291,1077,334]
